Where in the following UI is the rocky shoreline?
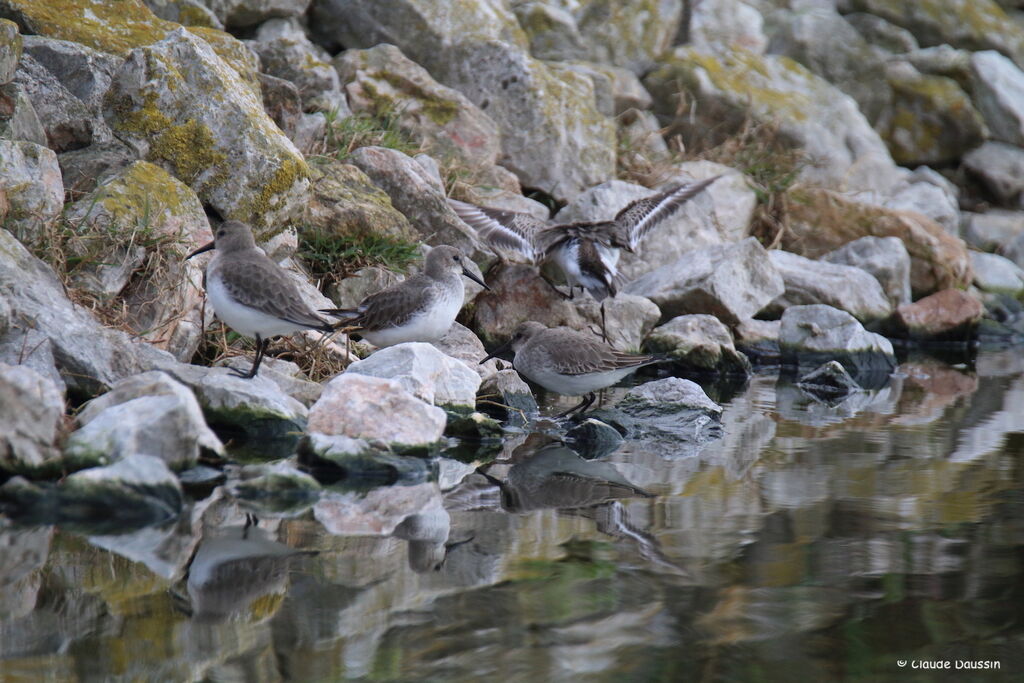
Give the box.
[2,1,1024,527]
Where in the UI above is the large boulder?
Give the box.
[888,289,985,341]
[432,322,498,381]
[307,373,447,451]
[780,187,972,297]
[764,250,893,324]
[0,363,64,475]
[779,304,896,376]
[968,50,1024,146]
[249,17,338,104]
[63,160,213,361]
[643,314,751,376]
[105,28,309,230]
[962,210,1024,252]
[689,0,767,55]
[971,251,1024,294]
[623,237,785,326]
[344,343,481,411]
[198,0,311,29]
[335,43,501,168]
[0,17,19,83]
[65,371,223,471]
[21,35,123,115]
[0,82,47,145]
[963,141,1024,208]
[645,46,904,194]
[823,236,913,308]
[0,139,62,244]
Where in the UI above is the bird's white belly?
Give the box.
[518,362,640,396]
[207,276,298,339]
[362,289,462,347]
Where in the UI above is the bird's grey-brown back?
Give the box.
[514,323,655,376]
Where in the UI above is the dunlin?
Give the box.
[321,245,488,347]
[187,220,335,379]
[481,321,661,416]
[449,176,720,302]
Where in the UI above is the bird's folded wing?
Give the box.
[448,198,546,263]
[615,175,721,250]
[222,259,332,330]
[348,277,433,332]
[544,329,655,375]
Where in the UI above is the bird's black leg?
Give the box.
[243,512,258,539]
[230,335,268,379]
[556,392,596,418]
[539,273,573,300]
[599,301,610,343]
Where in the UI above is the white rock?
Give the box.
[624,237,785,326]
[0,140,63,245]
[970,50,1024,146]
[105,28,309,229]
[823,236,913,307]
[962,210,1024,252]
[345,342,481,409]
[779,304,895,370]
[0,363,65,474]
[432,322,498,382]
[66,371,223,470]
[963,141,1024,207]
[250,17,338,101]
[690,0,768,55]
[644,314,750,374]
[766,250,893,323]
[619,377,722,416]
[971,251,1024,293]
[308,373,447,449]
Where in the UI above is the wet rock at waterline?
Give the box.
[823,236,913,308]
[65,371,223,472]
[764,250,893,324]
[644,314,751,376]
[888,289,985,342]
[0,363,65,476]
[299,433,432,483]
[0,454,183,532]
[230,460,321,514]
[344,342,481,411]
[308,373,447,451]
[779,305,896,378]
[624,237,785,326]
[565,418,624,460]
[796,361,863,402]
[477,369,538,429]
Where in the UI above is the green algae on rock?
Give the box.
[105,28,309,229]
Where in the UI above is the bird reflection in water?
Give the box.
[179,524,316,623]
[393,505,475,573]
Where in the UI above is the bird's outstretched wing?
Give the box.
[448,198,546,263]
[614,175,721,251]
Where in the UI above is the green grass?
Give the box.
[298,231,421,284]
[321,106,422,161]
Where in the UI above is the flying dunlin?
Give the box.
[187,220,335,379]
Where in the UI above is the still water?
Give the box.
[1,351,1023,682]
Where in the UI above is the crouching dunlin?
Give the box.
[187,220,335,379]
[321,245,489,347]
[480,321,661,416]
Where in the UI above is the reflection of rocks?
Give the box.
[0,524,52,619]
[796,360,862,402]
[313,483,443,536]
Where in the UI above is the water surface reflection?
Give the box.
[1,351,1022,681]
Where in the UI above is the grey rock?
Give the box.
[307,373,447,450]
[0,18,20,85]
[0,140,63,245]
[565,418,624,460]
[259,71,302,139]
[779,304,896,375]
[230,459,321,514]
[66,371,224,471]
[962,210,1024,252]
[624,237,785,326]
[0,327,62,389]
[618,109,670,162]
[196,0,310,27]
[169,363,309,430]
[478,368,537,429]
[14,54,113,152]
[345,342,481,410]
[335,44,501,168]
[904,44,972,79]
[250,17,338,102]
[328,265,403,310]
[576,293,661,351]
[690,0,767,55]
[971,251,1024,293]
[0,82,46,144]
[734,317,781,363]
[560,0,684,74]
[0,524,51,619]
[513,2,586,62]
[289,111,326,155]
[551,61,616,117]
[644,314,751,375]
[845,12,919,53]
[216,356,322,407]
[0,363,64,475]
[144,0,224,29]
[969,50,1024,146]
[1004,230,1024,267]
[433,322,498,382]
[57,141,136,197]
[796,360,862,400]
[877,168,961,234]
[105,28,309,229]
[69,245,146,301]
[823,236,913,307]
[21,36,122,115]
[765,250,893,323]
[348,146,489,261]
[963,141,1024,207]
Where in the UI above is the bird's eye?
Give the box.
[453,255,461,262]
[217,230,226,237]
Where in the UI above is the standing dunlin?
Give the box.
[449,176,720,302]
[187,220,335,379]
[321,245,488,348]
[480,321,661,416]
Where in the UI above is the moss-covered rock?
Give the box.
[185,25,261,96]
[304,158,417,242]
[250,17,338,104]
[105,28,309,230]
[335,43,501,168]
[878,61,986,165]
[0,17,21,84]
[0,139,62,245]
[644,46,903,194]
[558,0,684,74]
[782,187,972,298]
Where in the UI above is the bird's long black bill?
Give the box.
[479,338,513,364]
[462,266,490,291]
[186,241,215,259]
